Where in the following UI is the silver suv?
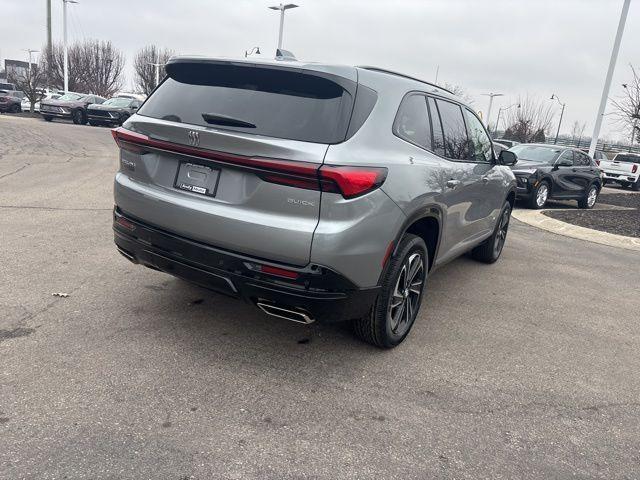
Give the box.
[112,57,517,348]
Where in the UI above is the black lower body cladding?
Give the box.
[113,208,379,323]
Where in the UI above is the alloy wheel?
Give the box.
[388,252,424,336]
[587,186,598,207]
[536,184,548,207]
[493,206,511,257]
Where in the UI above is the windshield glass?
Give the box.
[613,154,640,163]
[58,93,81,101]
[510,145,563,164]
[104,97,132,107]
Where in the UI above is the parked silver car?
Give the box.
[112,57,517,347]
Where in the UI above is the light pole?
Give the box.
[494,103,520,136]
[23,49,39,75]
[588,0,631,157]
[550,94,566,144]
[268,3,298,51]
[482,93,504,131]
[245,46,261,58]
[62,0,78,93]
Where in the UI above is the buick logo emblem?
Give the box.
[188,130,200,147]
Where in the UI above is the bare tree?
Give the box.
[133,46,174,95]
[503,95,555,143]
[76,40,125,97]
[7,59,47,113]
[44,40,124,96]
[442,82,474,104]
[611,64,640,146]
[570,121,587,146]
[45,42,86,92]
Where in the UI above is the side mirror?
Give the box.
[498,150,517,166]
[555,158,573,168]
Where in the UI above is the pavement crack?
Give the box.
[0,164,29,180]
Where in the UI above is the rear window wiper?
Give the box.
[201,113,256,129]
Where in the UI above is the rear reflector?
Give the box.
[111,127,387,199]
[260,265,299,279]
[115,216,135,231]
[632,164,638,174]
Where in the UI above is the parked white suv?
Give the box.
[600,153,640,191]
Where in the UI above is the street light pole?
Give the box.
[268,3,299,51]
[23,49,39,75]
[482,93,504,130]
[551,94,566,144]
[62,0,78,93]
[494,103,520,136]
[588,0,631,157]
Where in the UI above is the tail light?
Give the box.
[318,165,387,199]
[111,127,387,199]
[632,164,638,174]
[595,159,600,166]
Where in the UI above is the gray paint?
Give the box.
[114,58,515,286]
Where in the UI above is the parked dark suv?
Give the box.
[112,57,517,347]
[509,144,602,209]
[40,93,106,124]
[87,97,142,127]
[0,90,23,113]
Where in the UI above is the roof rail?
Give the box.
[357,66,455,95]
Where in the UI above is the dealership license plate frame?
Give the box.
[174,162,220,197]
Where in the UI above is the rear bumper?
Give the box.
[113,208,379,323]
[603,172,639,183]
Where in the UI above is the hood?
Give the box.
[87,103,127,112]
[510,159,550,173]
[42,98,85,108]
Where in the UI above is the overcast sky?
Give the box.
[1,0,638,140]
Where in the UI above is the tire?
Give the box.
[9,104,20,113]
[43,115,53,122]
[72,109,86,125]
[578,184,599,209]
[88,121,100,127]
[528,181,549,209]
[472,201,512,264]
[632,179,640,192]
[353,234,428,348]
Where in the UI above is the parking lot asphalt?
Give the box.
[1,116,640,479]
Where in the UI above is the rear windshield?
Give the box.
[613,154,640,163]
[510,145,562,164]
[138,63,356,144]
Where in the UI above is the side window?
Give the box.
[427,97,445,157]
[464,108,493,163]
[393,94,431,150]
[96,97,106,104]
[559,150,575,164]
[435,99,470,161]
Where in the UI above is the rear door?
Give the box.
[430,97,493,257]
[114,61,356,266]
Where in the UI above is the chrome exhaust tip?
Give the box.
[256,302,315,324]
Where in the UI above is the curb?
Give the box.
[511,208,640,252]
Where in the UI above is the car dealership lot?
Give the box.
[1,116,640,479]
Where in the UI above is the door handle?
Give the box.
[446,179,461,189]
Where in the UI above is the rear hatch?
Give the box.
[602,153,640,174]
[114,59,357,266]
